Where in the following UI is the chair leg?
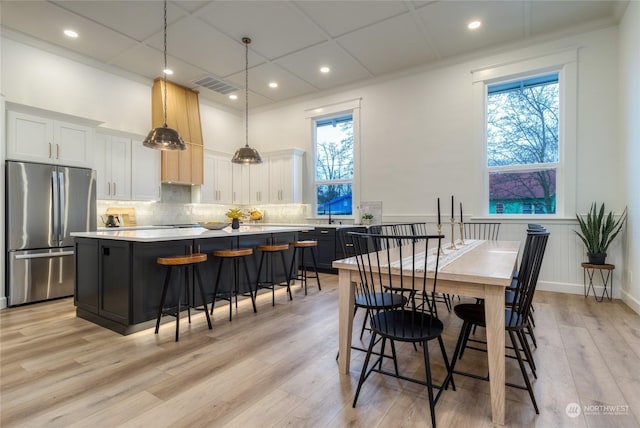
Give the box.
[155,267,172,334]
[359,309,370,340]
[242,257,257,313]
[352,331,378,407]
[184,267,191,324]
[211,258,224,316]
[517,329,537,376]
[194,265,212,330]
[459,320,474,360]
[509,330,539,414]
[288,247,298,288]
[422,340,437,428]
[255,251,267,303]
[437,335,455,391]
[175,269,183,342]
[449,320,472,376]
[279,251,292,301]
[309,247,321,291]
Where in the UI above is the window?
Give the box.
[486,73,559,215]
[314,114,353,216]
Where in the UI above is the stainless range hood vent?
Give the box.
[193,76,238,95]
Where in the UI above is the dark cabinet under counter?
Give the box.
[297,226,366,273]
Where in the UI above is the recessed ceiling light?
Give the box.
[320,66,330,73]
[63,29,78,38]
[229,94,238,100]
[468,20,482,30]
[268,82,278,88]
[163,68,173,75]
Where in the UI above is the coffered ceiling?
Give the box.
[0,1,627,110]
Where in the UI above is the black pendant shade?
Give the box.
[143,0,186,151]
[232,36,262,164]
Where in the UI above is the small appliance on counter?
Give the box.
[104,207,136,227]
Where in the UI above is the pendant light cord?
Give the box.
[163,0,168,127]
[244,37,249,148]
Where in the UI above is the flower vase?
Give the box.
[232,218,240,229]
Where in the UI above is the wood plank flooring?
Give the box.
[1,274,639,427]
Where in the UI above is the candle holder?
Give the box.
[448,218,457,250]
[459,221,465,246]
[437,223,445,255]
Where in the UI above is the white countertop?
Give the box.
[73,225,311,242]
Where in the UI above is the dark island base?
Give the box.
[74,232,297,335]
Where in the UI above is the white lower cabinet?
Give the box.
[249,161,269,205]
[94,134,131,200]
[131,139,161,201]
[202,151,233,204]
[268,149,303,204]
[232,163,250,205]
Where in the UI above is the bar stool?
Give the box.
[288,240,321,295]
[210,248,256,321]
[155,253,212,342]
[255,243,292,306]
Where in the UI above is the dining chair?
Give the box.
[335,229,407,365]
[448,230,549,414]
[463,222,501,241]
[350,231,454,428]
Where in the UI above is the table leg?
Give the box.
[338,269,355,374]
[484,285,505,425]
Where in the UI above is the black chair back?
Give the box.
[349,232,444,337]
[464,222,501,240]
[508,231,549,327]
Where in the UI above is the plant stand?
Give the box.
[582,262,615,302]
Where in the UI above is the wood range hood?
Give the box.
[151,78,204,185]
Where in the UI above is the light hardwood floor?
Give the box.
[1,274,639,428]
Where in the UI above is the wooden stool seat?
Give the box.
[157,253,207,265]
[289,240,321,296]
[155,253,212,342]
[257,243,289,252]
[210,248,256,321]
[214,248,253,258]
[291,240,318,248]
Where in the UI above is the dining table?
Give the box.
[332,238,521,426]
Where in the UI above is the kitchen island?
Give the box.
[72,225,310,335]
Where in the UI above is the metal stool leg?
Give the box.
[194,265,212,330]
[155,267,172,334]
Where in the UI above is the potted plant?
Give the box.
[226,208,246,229]
[361,213,374,225]
[575,202,627,264]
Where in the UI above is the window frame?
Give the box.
[472,50,577,218]
[308,99,361,220]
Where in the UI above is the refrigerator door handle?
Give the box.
[58,171,66,243]
[15,251,75,260]
[52,171,60,244]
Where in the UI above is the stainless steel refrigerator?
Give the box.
[6,160,96,306]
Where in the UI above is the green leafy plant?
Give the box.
[362,213,374,220]
[225,208,246,220]
[575,202,627,257]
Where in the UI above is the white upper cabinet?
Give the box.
[202,151,233,204]
[131,138,161,201]
[7,111,93,167]
[268,149,304,204]
[232,163,250,205]
[249,161,270,205]
[94,133,131,200]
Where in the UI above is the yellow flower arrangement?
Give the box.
[225,208,246,220]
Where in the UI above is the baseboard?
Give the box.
[0,296,7,310]
[537,280,620,299]
[621,289,640,315]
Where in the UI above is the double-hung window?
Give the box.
[314,114,354,216]
[486,73,559,215]
[473,50,577,217]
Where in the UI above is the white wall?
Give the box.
[251,26,629,300]
[619,1,640,313]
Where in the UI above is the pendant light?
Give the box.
[143,0,186,151]
[232,37,263,164]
